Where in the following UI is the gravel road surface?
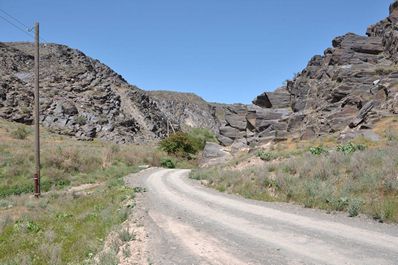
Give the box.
[125,168,398,265]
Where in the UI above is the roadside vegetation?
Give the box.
[191,118,398,223]
[0,120,166,198]
[159,128,217,168]
[0,180,134,265]
[0,119,216,264]
[0,119,164,265]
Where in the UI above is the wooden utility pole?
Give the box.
[166,118,170,137]
[33,22,40,198]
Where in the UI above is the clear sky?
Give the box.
[0,0,394,104]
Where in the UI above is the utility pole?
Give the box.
[33,22,40,198]
[166,118,169,137]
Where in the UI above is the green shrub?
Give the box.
[309,146,328,156]
[75,115,87,126]
[337,142,366,154]
[11,127,30,140]
[118,229,135,242]
[160,158,175,169]
[159,129,216,158]
[159,132,201,158]
[329,197,349,211]
[348,199,362,217]
[256,150,274,161]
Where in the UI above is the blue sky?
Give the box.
[0,0,394,103]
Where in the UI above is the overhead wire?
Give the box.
[0,8,33,31]
[0,8,54,54]
[0,13,34,39]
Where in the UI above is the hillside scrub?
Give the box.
[191,143,398,223]
[0,119,166,197]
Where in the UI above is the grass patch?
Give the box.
[0,181,134,265]
[191,142,398,223]
[0,119,167,197]
[11,127,31,140]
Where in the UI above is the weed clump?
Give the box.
[160,158,176,169]
[256,150,275,161]
[118,229,135,242]
[11,127,31,140]
[309,146,328,156]
[337,142,366,154]
[348,199,362,217]
[75,115,87,126]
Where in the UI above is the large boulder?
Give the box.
[252,87,290,109]
[349,100,375,128]
[200,142,232,167]
[252,92,272,108]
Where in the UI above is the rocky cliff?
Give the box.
[215,0,398,147]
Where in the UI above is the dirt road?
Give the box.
[125,168,398,265]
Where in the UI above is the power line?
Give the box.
[0,8,50,45]
[0,9,55,58]
[0,8,32,31]
[0,14,34,39]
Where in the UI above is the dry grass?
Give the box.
[0,182,135,265]
[0,117,199,264]
[192,130,398,223]
[0,118,172,264]
[0,119,168,197]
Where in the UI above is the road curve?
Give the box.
[126,168,398,265]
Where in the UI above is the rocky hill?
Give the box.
[1,1,398,146]
[0,42,219,143]
[215,0,398,147]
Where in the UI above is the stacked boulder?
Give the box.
[215,88,292,148]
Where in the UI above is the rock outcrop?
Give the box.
[146,90,219,133]
[252,87,290,109]
[212,103,291,147]
[250,0,398,142]
[200,142,232,167]
[0,42,219,143]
